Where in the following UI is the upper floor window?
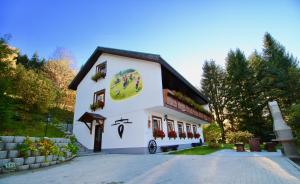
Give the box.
[96,62,107,74]
[92,62,107,82]
[90,89,105,111]
[186,124,191,133]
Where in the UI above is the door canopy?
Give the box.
[78,112,106,134]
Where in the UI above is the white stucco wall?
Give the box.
[73,53,163,149]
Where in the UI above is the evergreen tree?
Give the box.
[262,32,299,110]
[201,60,227,142]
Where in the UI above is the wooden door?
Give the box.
[94,125,102,152]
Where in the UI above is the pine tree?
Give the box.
[201,60,227,142]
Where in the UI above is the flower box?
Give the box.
[91,72,106,82]
[168,131,177,139]
[90,101,104,111]
[187,132,194,139]
[194,133,200,139]
[153,129,165,139]
[179,132,186,139]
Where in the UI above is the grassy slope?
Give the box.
[0,98,73,137]
[171,144,234,155]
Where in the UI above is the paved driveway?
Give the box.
[1,152,300,184]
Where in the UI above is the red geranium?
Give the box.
[187,132,194,139]
[194,133,200,139]
[179,132,186,139]
[168,131,177,139]
[153,129,165,139]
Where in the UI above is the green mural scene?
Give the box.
[110,69,143,100]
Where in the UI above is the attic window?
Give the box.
[91,62,107,82]
[96,61,107,74]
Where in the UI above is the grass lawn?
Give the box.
[170,144,234,155]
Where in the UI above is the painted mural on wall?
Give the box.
[110,69,143,100]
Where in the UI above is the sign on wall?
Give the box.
[112,118,133,138]
[110,69,143,100]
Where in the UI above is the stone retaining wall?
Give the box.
[0,136,75,174]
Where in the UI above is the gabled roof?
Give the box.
[68,47,208,103]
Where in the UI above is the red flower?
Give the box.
[179,132,186,139]
[153,129,165,139]
[194,133,200,139]
[187,132,194,139]
[168,131,177,139]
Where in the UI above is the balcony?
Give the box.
[163,89,212,122]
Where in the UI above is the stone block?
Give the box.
[35,156,45,163]
[0,136,14,143]
[5,143,17,150]
[14,136,25,143]
[17,164,29,171]
[29,163,40,169]
[0,158,11,167]
[40,162,50,167]
[0,150,7,159]
[8,150,19,158]
[24,157,35,165]
[0,142,4,150]
[12,157,24,166]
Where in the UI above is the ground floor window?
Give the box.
[186,124,191,133]
[152,116,162,131]
[193,125,197,134]
[177,122,184,134]
[167,119,174,132]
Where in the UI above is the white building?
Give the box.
[69,47,212,154]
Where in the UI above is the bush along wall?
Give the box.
[0,135,78,174]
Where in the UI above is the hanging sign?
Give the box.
[112,117,132,138]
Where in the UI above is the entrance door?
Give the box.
[94,125,102,152]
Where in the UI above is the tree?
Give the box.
[0,37,17,125]
[262,32,299,110]
[16,52,45,69]
[14,65,57,112]
[225,49,272,139]
[43,58,76,110]
[201,60,227,142]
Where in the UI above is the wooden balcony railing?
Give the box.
[163,89,212,122]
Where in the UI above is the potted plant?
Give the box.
[194,133,200,139]
[167,131,177,139]
[226,131,253,152]
[153,129,165,139]
[179,132,186,139]
[90,101,104,111]
[187,132,194,139]
[91,71,106,82]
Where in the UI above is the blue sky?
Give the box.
[1,0,300,87]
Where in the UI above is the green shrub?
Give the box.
[226,131,253,144]
[203,123,222,144]
[17,143,30,158]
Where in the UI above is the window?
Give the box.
[193,125,197,134]
[177,122,184,134]
[152,116,162,132]
[186,124,191,133]
[96,61,107,74]
[167,119,174,132]
[93,89,105,107]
